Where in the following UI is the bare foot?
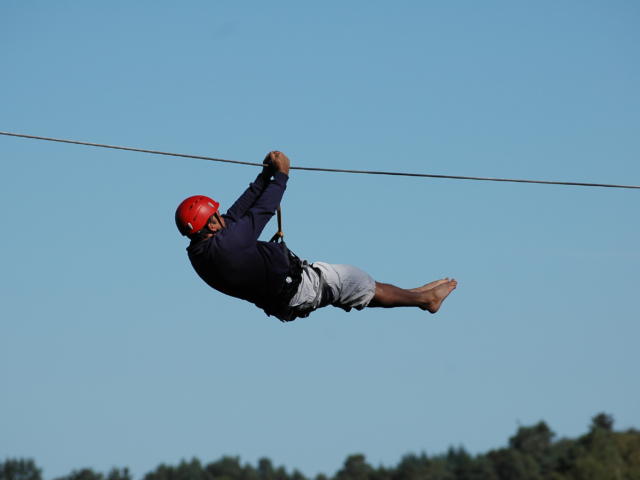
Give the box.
[410,278,449,293]
[420,279,458,313]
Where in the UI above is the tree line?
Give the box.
[2,413,639,480]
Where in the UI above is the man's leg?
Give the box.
[368,278,457,313]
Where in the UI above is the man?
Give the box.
[176,151,457,322]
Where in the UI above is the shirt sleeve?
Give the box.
[221,172,288,245]
[225,171,270,221]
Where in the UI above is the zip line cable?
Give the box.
[1,130,639,190]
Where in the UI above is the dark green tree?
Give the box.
[204,456,243,480]
[560,413,624,480]
[6,412,640,480]
[106,468,131,480]
[334,455,374,480]
[392,453,433,480]
[487,449,542,480]
[508,421,555,475]
[54,469,104,480]
[0,459,42,480]
[255,458,303,480]
[509,422,554,456]
[144,459,210,480]
[257,459,274,480]
[590,413,614,433]
[445,447,496,480]
[460,455,498,480]
[205,456,261,480]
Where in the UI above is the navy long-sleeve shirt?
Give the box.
[186,171,292,313]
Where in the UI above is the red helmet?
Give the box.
[175,195,220,236]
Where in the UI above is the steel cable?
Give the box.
[1,130,639,190]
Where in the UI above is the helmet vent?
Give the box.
[187,222,193,230]
[208,202,215,208]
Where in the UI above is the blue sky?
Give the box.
[1,1,639,478]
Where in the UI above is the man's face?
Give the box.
[207,213,226,233]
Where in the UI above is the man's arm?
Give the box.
[225,172,270,221]
[225,153,275,221]
[222,152,290,243]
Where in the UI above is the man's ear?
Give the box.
[207,220,216,231]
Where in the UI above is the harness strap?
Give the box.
[269,206,284,243]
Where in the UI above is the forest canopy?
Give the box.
[3,413,639,480]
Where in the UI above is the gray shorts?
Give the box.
[281,262,376,320]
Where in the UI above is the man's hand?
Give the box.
[263,150,290,176]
